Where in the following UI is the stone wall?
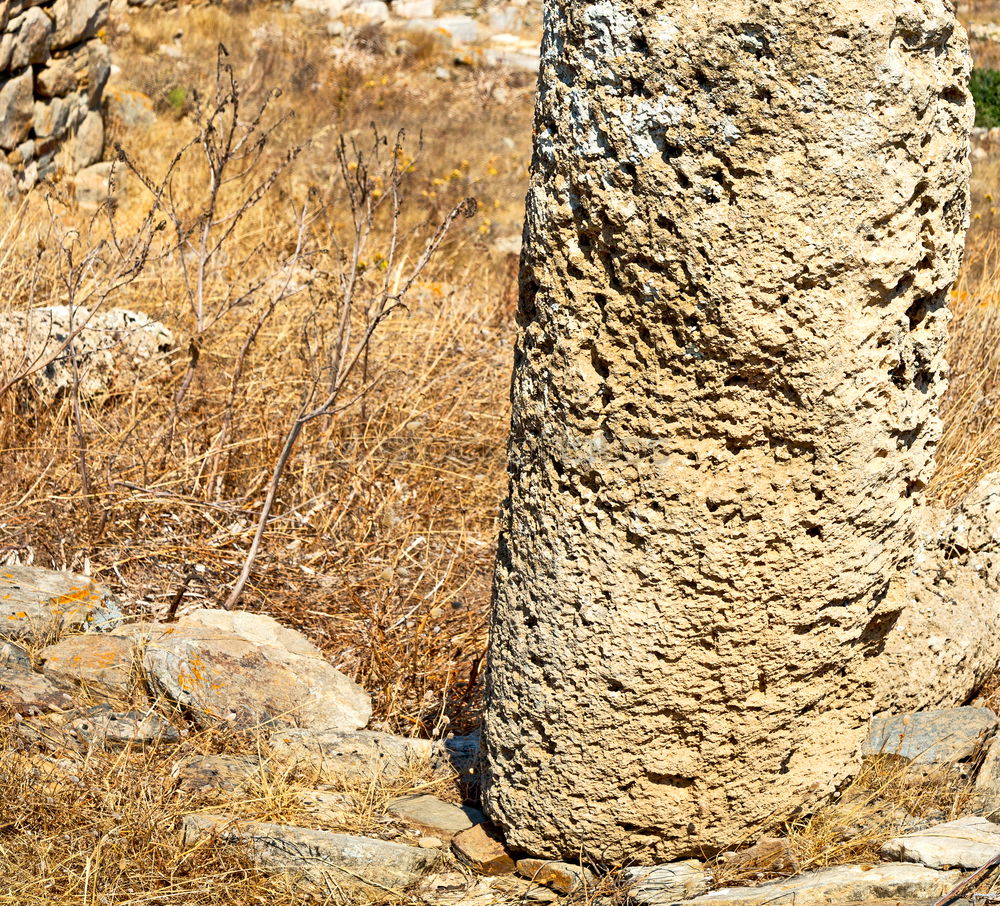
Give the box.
[0,0,109,195]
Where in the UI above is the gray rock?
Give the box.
[0,641,30,670]
[415,871,559,905]
[181,814,440,891]
[625,861,711,905]
[882,816,1000,870]
[438,731,480,779]
[688,864,962,906]
[9,6,51,69]
[0,666,74,715]
[69,706,180,748]
[18,158,36,191]
[51,0,107,49]
[0,564,120,643]
[387,794,483,838]
[172,754,263,794]
[72,161,124,208]
[866,707,998,765]
[0,67,33,150]
[71,108,103,172]
[11,136,32,165]
[104,87,155,129]
[294,789,354,823]
[405,15,479,45]
[85,40,110,107]
[143,610,371,731]
[269,728,433,781]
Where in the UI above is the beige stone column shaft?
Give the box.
[483,0,974,862]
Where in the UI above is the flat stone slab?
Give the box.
[181,814,439,891]
[688,864,962,905]
[40,634,138,704]
[0,564,120,642]
[866,708,998,764]
[269,728,435,781]
[625,861,711,904]
[0,666,73,714]
[882,816,1000,870]
[515,858,595,894]
[143,610,371,731]
[452,823,516,876]
[387,794,483,838]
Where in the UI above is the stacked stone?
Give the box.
[0,0,109,193]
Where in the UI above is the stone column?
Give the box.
[483,0,974,863]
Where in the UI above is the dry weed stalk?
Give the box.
[224,132,477,609]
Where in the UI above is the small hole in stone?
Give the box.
[905,297,928,330]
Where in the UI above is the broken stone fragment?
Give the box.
[624,861,711,905]
[865,707,998,765]
[387,793,484,838]
[68,705,179,749]
[882,816,1000,870]
[35,58,76,98]
[268,728,433,781]
[415,869,558,905]
[0,666,73,715]
[0,564,120,644]
[515,858,595,894]
[293,789,354,824]
[181,814,439,891]
[720,837,798,876]
[451,823,515,876]
[40,633,139,705]
[142,609,371,731]
[687,863,962,906]
[69,108,103,172]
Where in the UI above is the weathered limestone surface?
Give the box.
[483,0,975,862]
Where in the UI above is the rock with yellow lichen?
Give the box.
[0,563,121,643]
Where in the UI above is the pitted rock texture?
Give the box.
[0,305,175,405]
[483,0,973,862]
[871,472,1000,712]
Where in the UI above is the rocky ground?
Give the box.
[5,563,1000,905]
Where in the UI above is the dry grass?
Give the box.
[0,3,533,739]
[1,1,1000,902]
